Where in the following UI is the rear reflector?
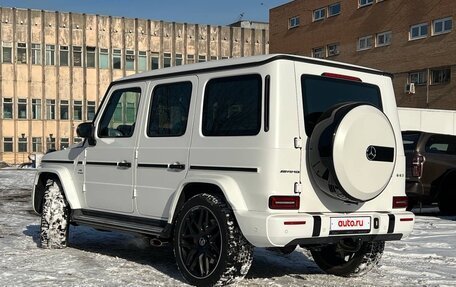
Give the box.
[400,218,414,222]
[284,221,306,225]
[393,196,408,209]
[322,72,362,82]
[269,196,300,210]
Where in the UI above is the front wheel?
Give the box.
[310,240,384,277]
[40,179,70,249]
[173,194,253,286]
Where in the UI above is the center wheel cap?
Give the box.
[198,237,207,246]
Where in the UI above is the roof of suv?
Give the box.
[115,54,392,84]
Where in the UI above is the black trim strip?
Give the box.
[312,216,322,237]
[388,214,395,234]
[86,161,118,166]
[76,209,167,228]
[366,146,395,162]
[264,75,270,132]
[190,165,258,173]
[114,55,393,86]
[138,163,169,169]
[41,160,73,164]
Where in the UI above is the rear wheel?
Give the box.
[310,240,384,277]
[173,194,253,286]
[40,179,70,249]
[438,188,456,215]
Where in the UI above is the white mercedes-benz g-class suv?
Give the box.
[32,54,414,286]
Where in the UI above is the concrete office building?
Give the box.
[0,7,269,164]
[270,0,456,111]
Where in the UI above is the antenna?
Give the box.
[236,12,245,22]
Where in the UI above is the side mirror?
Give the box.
[76,122,96,146]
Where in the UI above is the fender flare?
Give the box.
[33,167,83,213]
[167,174,248,224]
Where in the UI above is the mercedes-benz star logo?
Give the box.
[366,145,377,161]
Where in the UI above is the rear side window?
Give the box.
[202,75,262,136]
[301,75,382,136]
[147,81,192,137]
[402,132,421,151]
[425,135,456,155]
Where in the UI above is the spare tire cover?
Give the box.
[309,103,396,202]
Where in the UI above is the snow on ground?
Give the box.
[1,169,455,287]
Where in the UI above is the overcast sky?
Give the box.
[1,0,290,25]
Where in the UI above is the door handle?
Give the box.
[168,162,185,171]
[117,160,131,169]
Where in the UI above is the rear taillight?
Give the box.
[393,196,408,209]
[411,153,424,177]
[269,196,300,210]
[321,72,362,82]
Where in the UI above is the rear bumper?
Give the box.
[235,210,414,247]
[405,180,429,200]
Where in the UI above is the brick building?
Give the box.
[270,0,455,111]
[0,7,269,164]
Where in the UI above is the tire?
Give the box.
[438,191,456,215]
[173,193,254,286]
[40,179,70,249]
[309,103,396,202]
[310,240,384,277]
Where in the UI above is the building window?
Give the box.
[432,17,452,36]
[312,47,325,58]
[176,53,183,66]
[60,100,69,120]
[46,99,56,120]
[187,54,195,64]
[46,45,55,65]
[99,48,109,69]
[87,101,96,121]
[198,55,206,63]
[151,52,159,69]
[86,46,96,68]
[138,51,147,71]
[376,31,392,47]
[74,137,83,144]
[313,8,326,22]
[210,56,217,61]
[357,35,373,51]
[18,137,27,152]
[32,137,42,152]
[46,136,56,152]
[327,43,340,56]
[359,0,374,7]
[409,71,427,85]
[32,99,41,120]
[3,137,13,152]
[410,23,428,40]
[328,3,341,17]
[2,42,12,63]
[31,44,41,65]
[73,100,83,120]
[60,138,69,150]
[73,46,82,67]
[16,43,27,64]
[431,68,451,85]
[125,50,135,70]
[289,16,300,28]
[164,53,172,67]
[18,99,27,119]
[3,98,13,119]
[113,49,121,69]
[59,46,69,66]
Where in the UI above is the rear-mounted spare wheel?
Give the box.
[309,103,396,202]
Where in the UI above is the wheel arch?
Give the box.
[167,175,248,226]
[32,168,83,214]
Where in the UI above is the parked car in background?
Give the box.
[403,131,456,214]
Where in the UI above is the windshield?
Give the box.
[301,75,382,136]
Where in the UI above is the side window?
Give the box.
[98,87,141,138]
[147,82,192,137]
[202,75,262,136]
[425,135,456,155]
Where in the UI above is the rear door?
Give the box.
[135,76,196,220]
